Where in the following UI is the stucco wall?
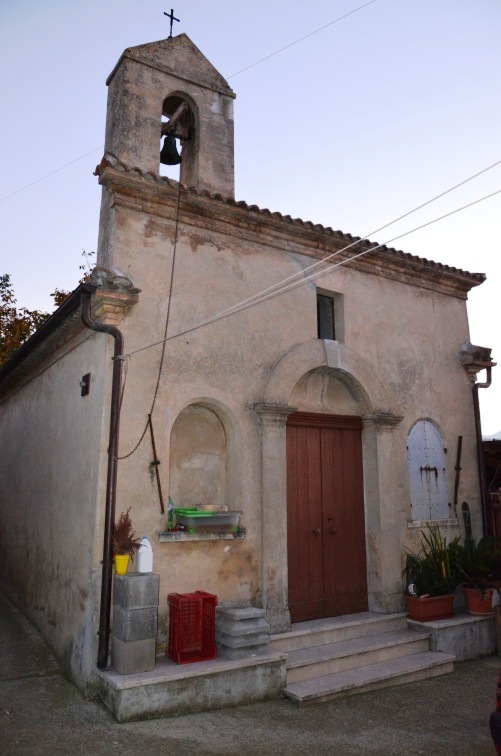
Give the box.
[98,193,481,628]
[0,330,110,689]
[0,34,485,691]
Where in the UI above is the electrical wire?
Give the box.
[0,4,378,203]
[116,178,183,460]
[228,0,378,78]
[0,147,104,203]
[118,185,501,361]
[190,158,501,327]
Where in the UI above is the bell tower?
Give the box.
[104,34,236,197]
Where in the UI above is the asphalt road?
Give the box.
[0,591,498,755]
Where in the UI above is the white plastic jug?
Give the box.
[137,536,153,573]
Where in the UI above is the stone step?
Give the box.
[283,651,455,705]
[285,628,431,683]
[271,611,408,653]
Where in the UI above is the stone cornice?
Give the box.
[96,155,485,301]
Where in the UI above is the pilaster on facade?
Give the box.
[363,411,404,433]
[252,401,295,633]
[252,401,297,425]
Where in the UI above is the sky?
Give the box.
[1,0,500,433]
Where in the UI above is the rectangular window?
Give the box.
[317,293,336,340]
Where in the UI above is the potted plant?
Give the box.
[112,509,141,575]
[457,535,499,615]
[403,526,462,621]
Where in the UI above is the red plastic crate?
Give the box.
[167,591,217,664]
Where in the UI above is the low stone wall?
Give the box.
[408,612,496,661]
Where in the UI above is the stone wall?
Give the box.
[0,328,110,690]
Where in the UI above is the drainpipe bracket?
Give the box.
[89,268,141,327]
[460,341,496,384]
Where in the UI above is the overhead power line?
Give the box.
[119,184,501,361]
[203,158,501,326]
[228,0,378,78]
[0,3,378,203]
[0,147,104,203]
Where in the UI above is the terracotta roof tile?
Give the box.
[95,153,485,284]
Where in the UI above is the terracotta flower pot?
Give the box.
[405,594,455,622]
[464,586,494,616]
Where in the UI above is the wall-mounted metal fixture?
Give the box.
[80,373,91,396]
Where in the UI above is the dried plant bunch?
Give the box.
[112,508,142,559]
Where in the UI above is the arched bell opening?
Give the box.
[159,93,197,182]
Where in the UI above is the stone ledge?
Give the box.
[95,650,287,721]
[158,530,245,542]
[407,611,495,661]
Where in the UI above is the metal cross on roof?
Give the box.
[164,8,180,38]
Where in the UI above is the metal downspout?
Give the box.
[80,287,124,669]
[473,366,492,536]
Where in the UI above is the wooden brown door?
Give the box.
[287,412,368,623]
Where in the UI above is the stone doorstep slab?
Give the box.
[272,611,408,652]
[282,628,431,670]
[283,651,456,705]
[97,648,286,689]
[95,649,287,721]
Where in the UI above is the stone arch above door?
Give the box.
[263,339,374,415]
[290,368,365,415]
[255,340,406,628]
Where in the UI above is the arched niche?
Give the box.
[160,91,198,184]
[169,403,227,507]
[289,366,368,415]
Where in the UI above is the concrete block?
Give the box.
[217,644,270,660]
[216,605,271,660]
[112,636,156,675]
[113,605,158,642]
[216,606,266,622]
[113,573,160,610]
[216,631,270,649]
[216,616,270,636]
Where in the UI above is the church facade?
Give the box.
[0,34,489,694]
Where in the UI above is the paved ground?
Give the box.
[0,591,498,755]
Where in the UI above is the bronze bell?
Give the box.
[160,134,181,166]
